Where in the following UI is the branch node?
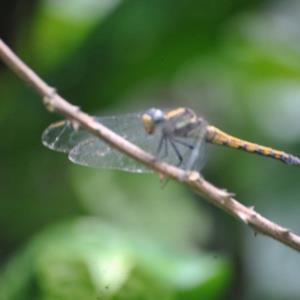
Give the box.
[281,228,291,237]
[237,211,249,224]
[226,192,236,199]
[74,105,81,113]
[218,189,235,203]
[43,87,57,112]
[187,171,201,182]
[249,210,258,221]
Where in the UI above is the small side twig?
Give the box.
[1,38,300,251]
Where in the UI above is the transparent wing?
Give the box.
[69,114,158,173]
[42,113,207,173]
[42,120,87,153]
[184,120,208,171]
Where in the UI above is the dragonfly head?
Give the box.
[142,108,165,134]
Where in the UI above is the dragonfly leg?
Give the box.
[169,138,183,166]
[172,138,195,150]
[157,135,169,159]
[163,136,169,158]
[157,135,164,155]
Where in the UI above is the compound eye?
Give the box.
[142,113,155,134]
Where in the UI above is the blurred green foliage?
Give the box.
[0,218,231,300]
[1,0,300,299]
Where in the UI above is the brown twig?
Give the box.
[0,37,300,251]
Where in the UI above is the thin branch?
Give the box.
[0,38,300,251]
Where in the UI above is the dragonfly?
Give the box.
[42,107,300,173]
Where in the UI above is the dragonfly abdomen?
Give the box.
[206,126,300,165]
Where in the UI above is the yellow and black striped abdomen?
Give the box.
[206,126,300,165]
